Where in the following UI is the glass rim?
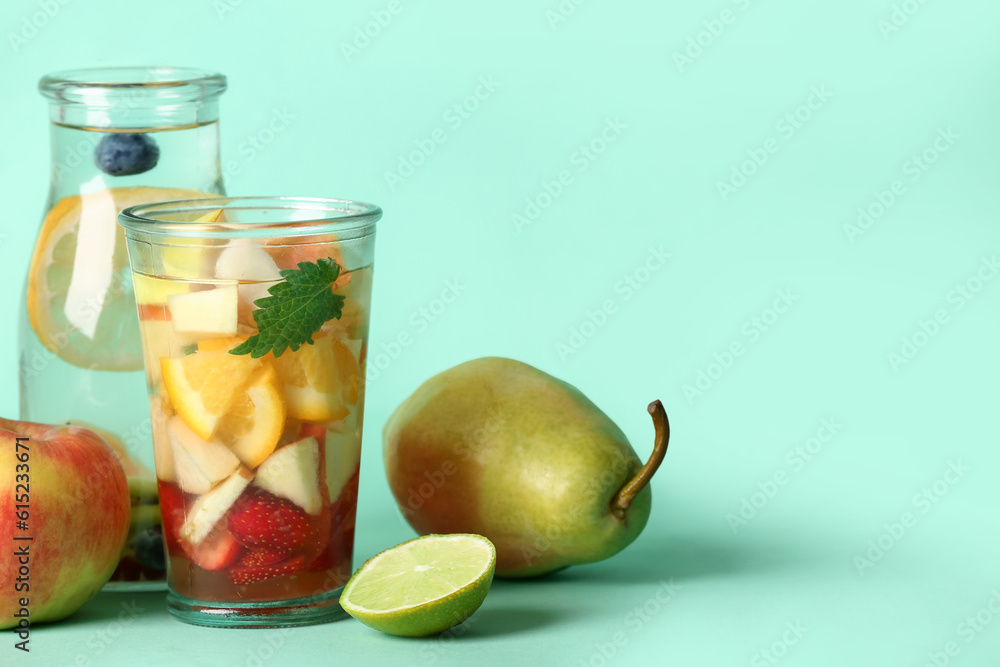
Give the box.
[118,196,381,240]
[39,66,227,105]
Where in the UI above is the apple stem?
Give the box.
[611,400,669,517]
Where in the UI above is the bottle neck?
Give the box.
[46,100,225,204]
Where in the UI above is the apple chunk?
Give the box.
[216,242,282,306]
[168,285,238,336]
[326,427,362,502]
[181,467,253,545]
[168,416,241,494]
[150,396,176,483]
[254,436,322,515]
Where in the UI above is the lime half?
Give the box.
[340,534,496,637]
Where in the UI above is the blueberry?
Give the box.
[133,526,166,571]
[94,133,160,176]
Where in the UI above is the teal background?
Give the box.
[2,0,999,665]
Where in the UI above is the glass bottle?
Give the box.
[19,67,227,590]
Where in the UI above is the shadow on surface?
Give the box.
[514,529,830,587]
[40,591,170,630]
[459,606,564,639]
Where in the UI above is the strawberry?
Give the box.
[331,467,360,528]
[306,469,359,573]
[301,504,332,569]
[137,303,169,321]
[297,422,327,448]
[236,549,288,568]
[227,489,317,553]
[181,525,243,571]
[230,554,306,585]
[157,481,188,554]
[306,515,354,577]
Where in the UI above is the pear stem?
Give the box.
[611,400,669,517]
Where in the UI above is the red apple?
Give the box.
[0,418,131,628]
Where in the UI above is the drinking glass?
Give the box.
[119,196,378,627]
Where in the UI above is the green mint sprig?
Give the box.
[229,257,345,359]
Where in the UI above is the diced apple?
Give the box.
[254,436,322,515]
[326,427,362,502]
[216,242,282,310]
[180,466,253,545]
[168,416,241,494]
[168,285,239,336]
[216,241,282,282]
[150,396,176,483]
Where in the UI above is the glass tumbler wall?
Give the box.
[119,197,378,627]
[20,67,227,589]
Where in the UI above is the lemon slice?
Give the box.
[26,186,212,371]
[160,344,261,440]
[272,333,361,421]
[340,534,496,637]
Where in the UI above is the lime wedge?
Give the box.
[340,534,496,637]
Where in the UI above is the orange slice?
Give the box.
[160,345,261,440]
[214,364,286,468]
[26,186,213,371]
[271,333,361,422]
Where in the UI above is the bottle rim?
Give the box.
[39,66,227,106]
[119,196,381,241]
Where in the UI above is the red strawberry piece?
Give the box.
[227,489,317,553]
[157,481,188,554]
[302,504,333,569]
[137,303,169,321]
[181,525,243,571]
[297,422,327,447]
[306,471,359,574]
[236,549,289,568]
[331,467,360,528]
[306,515,354,576]
[230,554,306,585]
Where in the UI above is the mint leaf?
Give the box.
[229,258,345,358]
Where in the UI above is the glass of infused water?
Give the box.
[119,196,378,627]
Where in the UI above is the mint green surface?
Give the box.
[2,0,999,664]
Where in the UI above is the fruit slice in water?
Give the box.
[26,186,211,371]
[180,466,253,545]
[254,435,322,514]
[168,285,239,336]
[340,534,496,637]
[215,241,283,310]
[160,345,261,440]
[272,334,360,422]
[214,365,286,469]
[167,416,241,494]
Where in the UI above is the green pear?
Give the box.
[383,357,669,578]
